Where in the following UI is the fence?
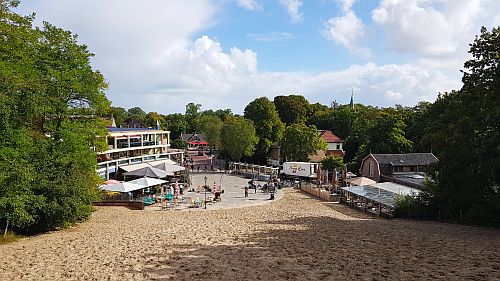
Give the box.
[300,184,339,201]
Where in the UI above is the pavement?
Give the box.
[146,173,283,211]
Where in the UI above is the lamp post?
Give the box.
[204,175,208,209]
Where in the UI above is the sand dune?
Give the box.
[1,189,499,280]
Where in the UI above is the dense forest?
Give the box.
[1,0,498,237]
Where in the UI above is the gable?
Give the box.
[319,130,343,143]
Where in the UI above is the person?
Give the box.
[254,182,257,193]
[244,186,249,197]
[269,184,275,200]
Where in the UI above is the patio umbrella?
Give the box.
[153,162,186,173]
[100,182,145,193]
[124,166,172,178]
[347,177,376,186]
[128,177,167,187]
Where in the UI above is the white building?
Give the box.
[97,127,184,179]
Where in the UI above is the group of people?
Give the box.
[245,179,277,200]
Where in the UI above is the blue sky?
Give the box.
[17,0,500,114]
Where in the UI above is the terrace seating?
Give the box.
[143,197,155,206]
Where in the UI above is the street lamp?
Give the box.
[204,175,208,209]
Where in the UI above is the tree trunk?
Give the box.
[3,220,9,238]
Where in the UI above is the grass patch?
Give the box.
[0,232,22,245]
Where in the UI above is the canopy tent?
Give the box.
[128,177,167,187]
[100,182,145,193]
[124,166,172,178]
[153,162,185,173]
[347,176,376,186]
[119,159,180,172]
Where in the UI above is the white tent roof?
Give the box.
[120,159,179,172]
[100,182,145,193]
[124,166,172,178]
[347,177,376,186]
[128,177,167,187]
[153,162,185,173]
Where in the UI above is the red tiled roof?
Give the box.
[319,130,343,143]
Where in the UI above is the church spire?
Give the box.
[349,88,354,109]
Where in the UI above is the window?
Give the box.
[369,161,374,177]
[336,144,340,150]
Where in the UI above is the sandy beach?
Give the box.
[1,188,499,281]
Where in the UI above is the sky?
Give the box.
[17,0,500,114]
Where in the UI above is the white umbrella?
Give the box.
[128,177,167,187]
[347,177,376,186]
[124,166,172,178]
[153,162,185,173]
[100,182,145,193]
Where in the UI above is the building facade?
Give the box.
[309,130,345,162]
[97,127,184,179]
[360,153,438,188]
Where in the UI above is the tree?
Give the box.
[199,115,223,150]
[144,112,164,128]
[415,27,500,225]
[185,102,201,132]
[280,124,326,162]
[0,1,109,234]
[320,155,344,185]
[127,107,146,122]
[274,95,310,125]
[220,117,259,161]
[244,97,285,163]
[109,107,128,127]
[306,102,332,129]
[170,139,187,149]
[163,113,187,140]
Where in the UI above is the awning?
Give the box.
[188,141,208,145]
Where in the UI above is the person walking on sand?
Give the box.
[244,186,249,198]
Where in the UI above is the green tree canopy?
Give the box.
[280,124,326,162]
[109,107,128,127]
[0,1,109,234]
[185,102,201,132]
[244,97,285,163]
[163,113,187,140]
[127,107,146,122]
[144,112,164,128]
[199,114,223,149]
[220,117,259,161]
[274,95,310,125]
[320,156,344,172]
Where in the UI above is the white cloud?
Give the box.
[337,0,356,12]
[324,11,370,57]
[280,0,303,23]
[247,32,295,41]
[384,91,403,101]
[147,36,459,112]
[15,0,466,114]
[236,0,261,11]
[372,0,499,59]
